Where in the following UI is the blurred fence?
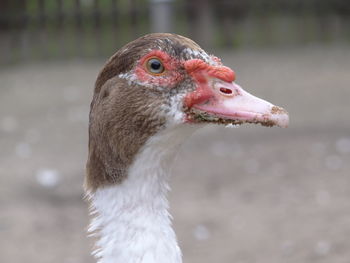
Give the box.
[0,0,350,65]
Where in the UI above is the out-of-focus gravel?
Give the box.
[0,45,349,263]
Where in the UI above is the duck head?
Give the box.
[86,33,289,191]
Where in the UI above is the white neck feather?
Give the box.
[88,125,199,263]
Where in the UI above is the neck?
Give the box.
[88,125,198,263]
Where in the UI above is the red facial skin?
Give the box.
[183,59,235,108]
[135,50,236,122]
[136,50,235,90]
[135,50,183,86]
[134,50,288,127]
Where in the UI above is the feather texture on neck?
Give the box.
[87,124,198,263]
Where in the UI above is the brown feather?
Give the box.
[86,33,204,192]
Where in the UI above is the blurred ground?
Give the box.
[0,45,350,263]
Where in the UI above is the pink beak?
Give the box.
[184,60,289,128]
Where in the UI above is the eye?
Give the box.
[146,58,165,75]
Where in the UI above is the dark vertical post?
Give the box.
[111,0,118,27]
[20,0,29,59]
[129,0,138,38]
[0,0,11,63]
[38,0,46,25]
[220,1,248,48]
[9,0,19,62]
[93,0,100,28]
[0,0,11,30]
[93,0,102,56]
[75,0,82,27]
[11,0,23,60]
[57,0,64,27]
[38,0,47,57]
[56,0,65,56]
[74,0,83,57]
[111,0,119,47]
[9,0,29,61]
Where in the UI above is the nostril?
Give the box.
[219,87,232,95]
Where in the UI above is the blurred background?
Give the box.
[0,0,350,263]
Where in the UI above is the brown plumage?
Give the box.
[86,33,212,191]
[85,33,289,263]
[86,33,289,192]
[94,33,201,92]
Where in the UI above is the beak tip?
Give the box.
[270,106,289,128]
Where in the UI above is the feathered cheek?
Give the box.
[134,64,183,87]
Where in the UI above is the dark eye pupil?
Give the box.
[147,58,164,74]
[151,61,161,70]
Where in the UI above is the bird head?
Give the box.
[86,33,289,190]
